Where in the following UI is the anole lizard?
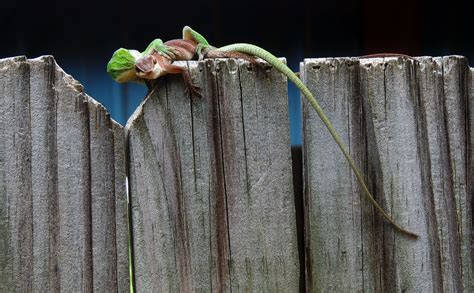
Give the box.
[107,35,203,95]
[107,26,256,96]
[107,27,418,238]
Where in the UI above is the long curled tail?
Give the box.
[217,43,418,238]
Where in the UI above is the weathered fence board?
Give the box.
[127,59,299,292]
[302,56,473,291]
[416,57,458,291]
[440,57,472,293]
[0,56,129,292]
[113,122,130,293]
[361,57,432,290]
[471,67,474,290]
[0,56,33,292]
[302,58,374,292]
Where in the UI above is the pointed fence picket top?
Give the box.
[126,59,300,292]
[302,56,473,292]
[0,56,129,292]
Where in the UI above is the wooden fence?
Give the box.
[0,56,129,292]
[0,55,472,292]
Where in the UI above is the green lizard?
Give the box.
[107,27,418,238]
[106,38,199,94]
[107,26,256,96]
[106,27,208,82]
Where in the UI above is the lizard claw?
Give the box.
[180,68,202,99]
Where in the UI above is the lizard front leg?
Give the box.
[161,62,201,99]
[134,51,200,98]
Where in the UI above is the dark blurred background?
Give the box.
[1,0,473,145]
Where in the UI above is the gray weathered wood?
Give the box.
[302,56,473,291]
[416,57,458,291]
[0,56,33,292]
[361,57,433,291]
[113,121,130,293]
[55,56,93,292]
[0,56,129,292]
[30,56,60,292]
[439,57,472,292]
[302,58,377,292]
[470,68,474,292]
[88,100,118,291]
[127,59,299,292]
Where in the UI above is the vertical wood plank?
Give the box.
[0,56,128,292]
[192,60,230,292]
[470,67,474,293]
[55,62,93,292]
[89,100,118,291]
[127,59,299,292]
[302,56,472,291]
[226,59,299,291]
[29,56,60,292]
[416,57,461,292]
[127,61,227,292]
[0,56,33,292]
[360,57,433,291]
[127,71,193,292]
[440,56,472,292]
[302,58,378,292]
[113,121,130,293]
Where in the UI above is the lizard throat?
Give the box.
[136,64,165,80]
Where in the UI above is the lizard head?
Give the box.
[106,48,142,83]
[135,52,166,80]
[107,39,171,83]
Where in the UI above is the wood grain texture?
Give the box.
[127,59,299,292]
[439,57,472,292]
[29,56,60,292]
[470,67,474,293]
[302,56,472,291]
[113,121,130,293]
[361,57,433,291]
[416,57,456,291]
[88,100,118,291]
[55,56,93,292]
[302,58,377,292]
[0,56,33,293]
[0,56,128,292]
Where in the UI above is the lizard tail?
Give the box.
[218,43,418,238]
